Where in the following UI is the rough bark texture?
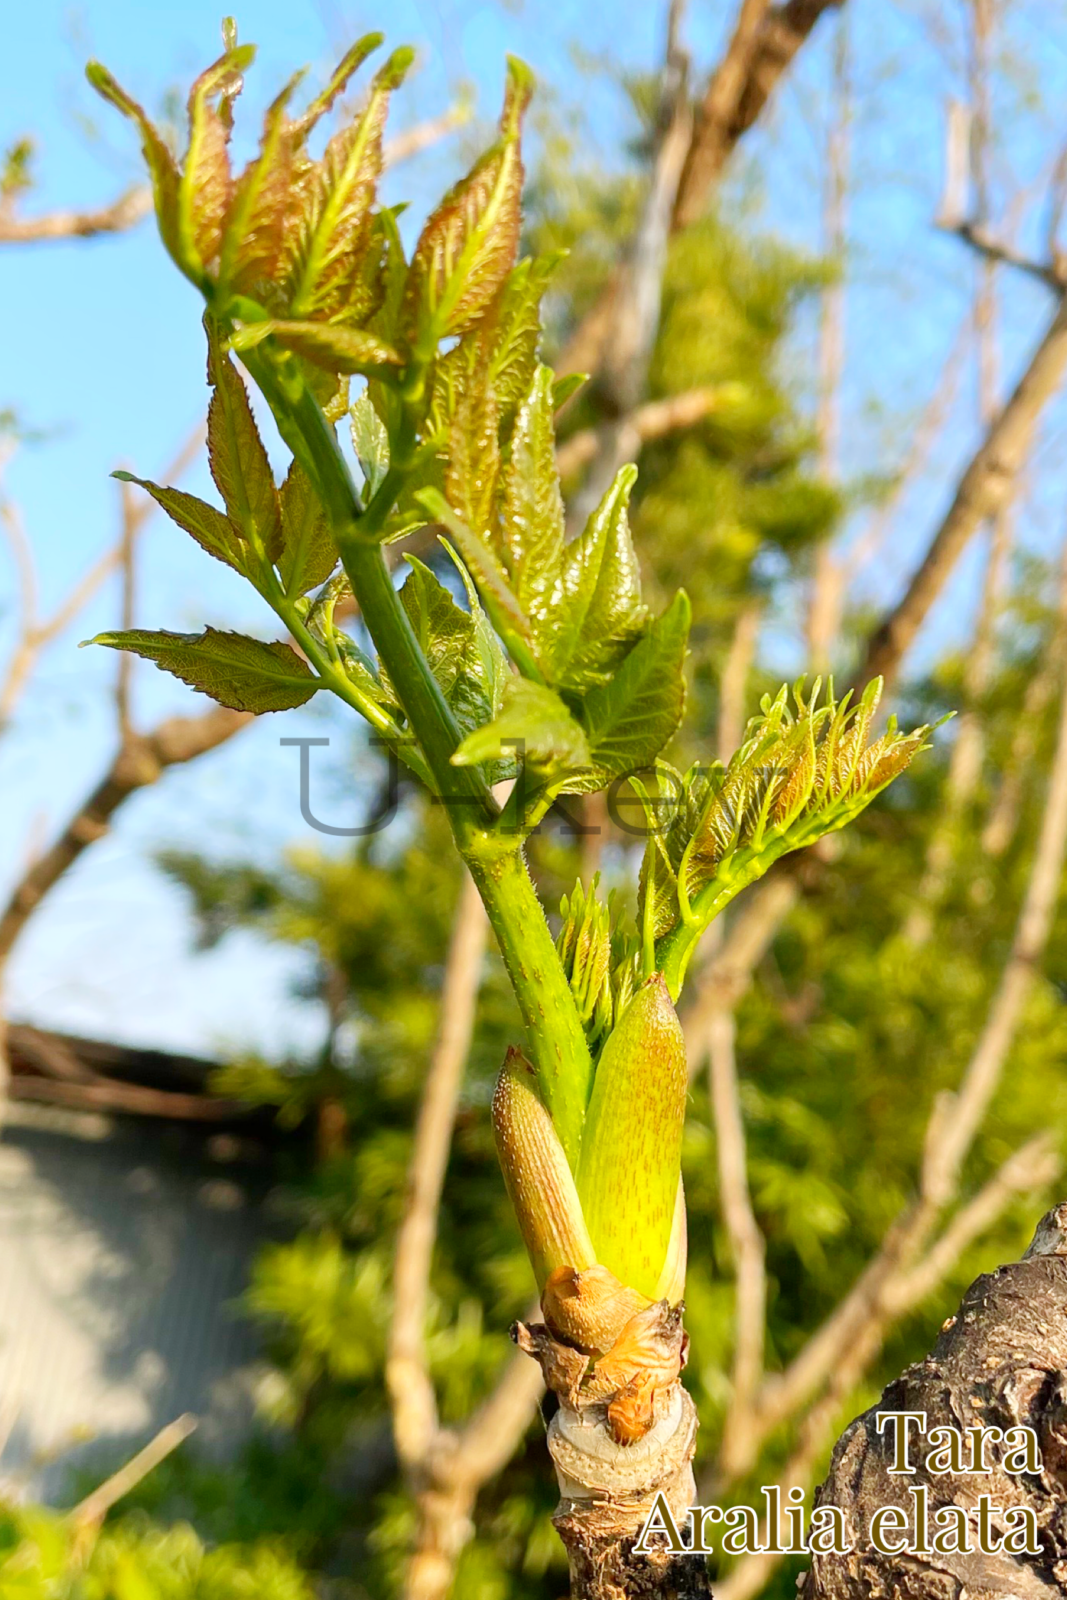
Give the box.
[806,1203,1067,1599]
[549,1388,713,1599]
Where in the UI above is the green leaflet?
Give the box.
[499,365,564,624]
[112,472,250,578]
[489,253,565,426]
[278,461,338,595]
[452,677,589,772]
[205,321,284,562]
[349,391,390,496]
[577,590,690,786]
[541,463,647,692]
[388,558,509,760]
[575,974,688,1299]
[86,627,319,713]
[401,57,533,350]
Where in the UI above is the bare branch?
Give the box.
[387,870,489,1475]
[554,383,741,479]
[384,104,470,168]
[707,1007,767,1478]
[717,599,762,763]
[0,705,250,972]
[860,291,1067,691]
[67,1415,197,1528]
[0,186,150,245]
[556,0,843,381]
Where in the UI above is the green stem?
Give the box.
[467,847,592,1168]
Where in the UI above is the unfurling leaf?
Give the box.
[645,679,937,995]
[576,974,688,1300]
[206,321,283,561]
[377,557,508,768]
[278,461,337,594]
[253,319,402,375]
[402,56,533,350]
[578,589,690,785]
[180,44,252,268]
[85,63,186,273]
[452,677,589,772]
[86,628,319,712]
[492,1049,595,1289]
[112,472,250,577]
[542,463,646,692]
[287,47,413,322]
[349,391,389,495]
[498,365,564,623]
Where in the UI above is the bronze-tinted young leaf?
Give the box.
[498,365,564,625]
[277,461,337,594]
[87,628,318,712]
[223,74,305,295]
[575,974,688,1300]
[452,677,589,772]
[287,47,413,322]
[180,45,252,267]
[556,877,614,1052]
[401,56,533,350]
[445,329,501,536]
[264,320,402,375]
[289,33,384,138]
[542,464,646,692]
[205,322,283,561]
[85,63,185,273]
[576,590,690,786]
[113,472,249,577]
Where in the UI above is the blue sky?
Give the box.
[1,0,1066,1059]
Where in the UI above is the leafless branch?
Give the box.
[0,187,151,245]
[67,1415,197,1528]
[387,870,489,1474]
[384,104,470,168]
[554,383,742,479]
[0,704,250,973]
[707,1008,767,1477]
[717,600,762,763]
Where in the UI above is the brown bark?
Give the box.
[0,706,249,969]
[556,0,844,381]
[806,1203,1067,1600]
[860,293,1067,693]
[0,186,151,243]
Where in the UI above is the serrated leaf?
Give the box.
[389,558,508,755]
[542,464,647,692]
[223,73,305,293]
[264,319,402,374]
[88,628,318,712]
[452,677,589,771]
[206,321,283,562]
[498,365,564,622]
[181,46,251,267]
[350,391,390,495]
[445,329,501,536]
[113,471,249,577]
[575,974,688,1299]
[288,47,413,322]
[489,252,563,423]
[86,62,186,274]
[575,590,690,786]
[290,33,383,138]
[402,57,533,349]
[278,460,337,594]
